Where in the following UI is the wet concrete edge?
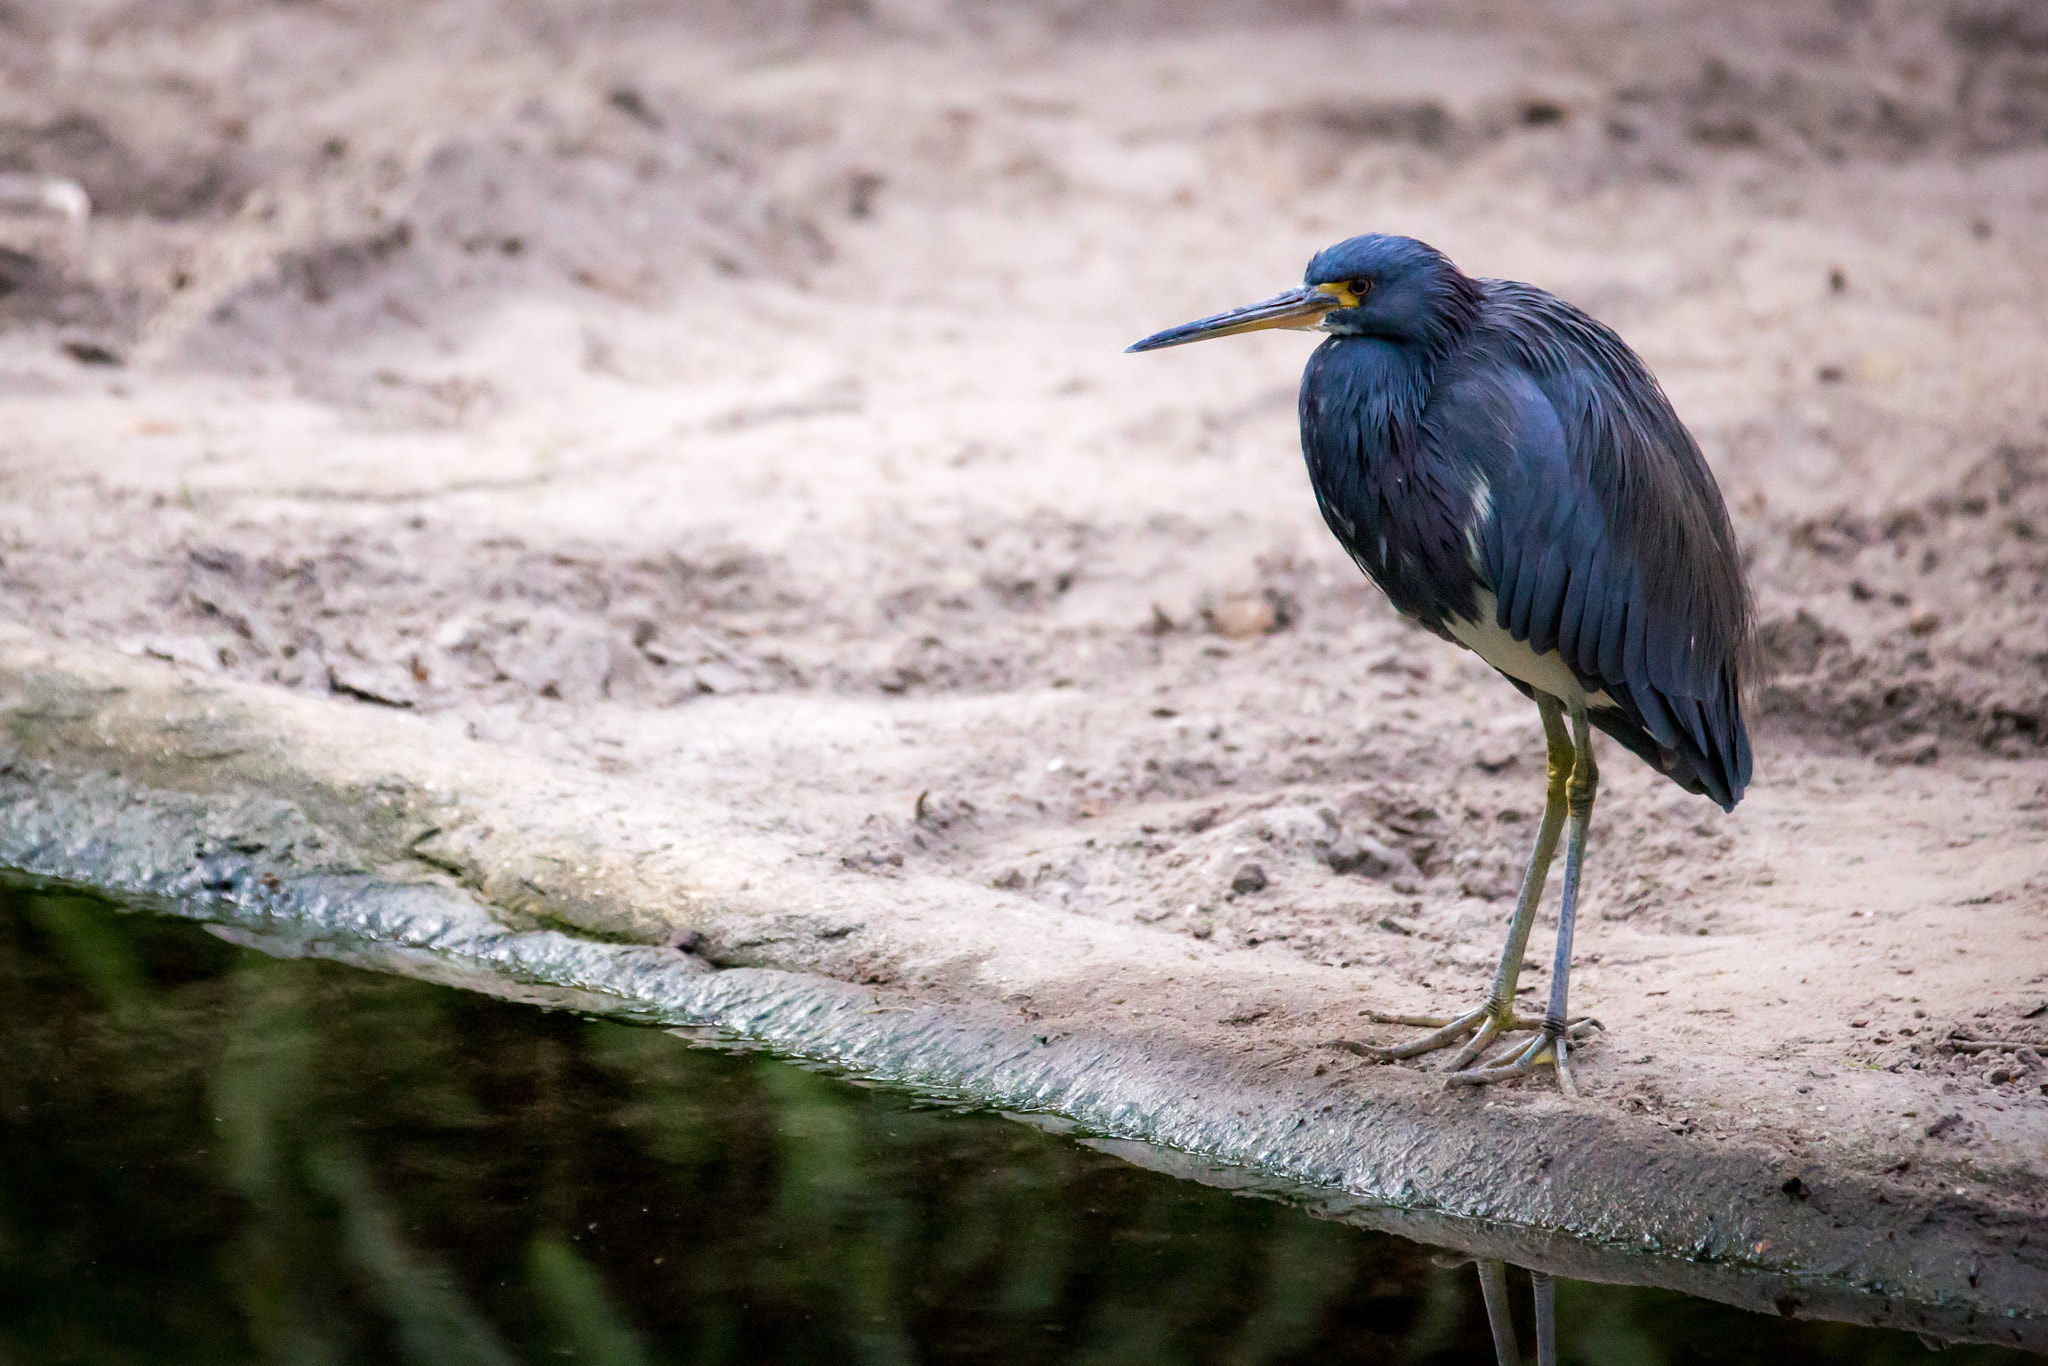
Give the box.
[0,631,2043,1353]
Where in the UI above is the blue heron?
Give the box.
[1128,234,1753,1093]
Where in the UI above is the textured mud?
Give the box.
[0,0,2045,1345]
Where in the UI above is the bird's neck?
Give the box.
[1304,334,1436,448]
[1298,333,1478,629]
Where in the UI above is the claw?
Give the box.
[1329,1038,1395,1061]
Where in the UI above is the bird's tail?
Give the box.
[1592,683,1750,811]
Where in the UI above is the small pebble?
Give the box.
[1209,594,1277,639]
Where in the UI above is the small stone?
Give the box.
[1230,862,1269,895]
[328,660,418,707]
[62,339,123,366]
[692,661,750,694]
[139,634,225,673]
[433,615,481,650]
[1208,593,1278,639]
[1326,833,1401,879]
[1473,742,1518,774]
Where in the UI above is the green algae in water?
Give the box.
[0,883,2034,1366]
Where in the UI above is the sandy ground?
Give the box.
[1,0,2046,1210]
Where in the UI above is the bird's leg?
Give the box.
[1441,696,1575,1069]
[1449,705,1599,1095]
[1339,696,1580,1064]
[1475,1259,1521,1366]
[1532,1272,1558,1366]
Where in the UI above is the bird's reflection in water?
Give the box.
[1471,1258,1555,1366]
[2,883,2035,1364]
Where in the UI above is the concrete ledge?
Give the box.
[2,621,2043,1353]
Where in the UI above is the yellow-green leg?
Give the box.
[1447,701,1600,1095]
[1336,694,1598,1081]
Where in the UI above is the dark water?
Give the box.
[0,884,2031,1366]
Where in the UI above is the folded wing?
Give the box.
[1431,283,1754,810]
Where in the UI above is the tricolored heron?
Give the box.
[1129,234,1753,1094]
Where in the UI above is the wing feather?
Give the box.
[1526,543,1569,656]
[1430,283,1754,809]
[1596,586,1628,683]
[1559,544,1596,674]
[1630,677,1681,751]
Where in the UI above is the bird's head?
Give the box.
[1126,233,1476,354]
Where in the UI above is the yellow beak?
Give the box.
[1125,286,1341,352]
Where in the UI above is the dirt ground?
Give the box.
[1,0,2046,1208]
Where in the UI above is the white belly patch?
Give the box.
[1445,590,1616,709]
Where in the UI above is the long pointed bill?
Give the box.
[1125,286,1339,352]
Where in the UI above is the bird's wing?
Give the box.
[1430,287,1753,808]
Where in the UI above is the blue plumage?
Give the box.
[1295,236,1754,810]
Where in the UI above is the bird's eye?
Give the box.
[1346,278,1371,300]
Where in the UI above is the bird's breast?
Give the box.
[1299,335,1486,630]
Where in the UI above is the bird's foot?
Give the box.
[1333,1003,1531,1065]
[1332,1005,1601,1093]
[1442,1024,1596,1097]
